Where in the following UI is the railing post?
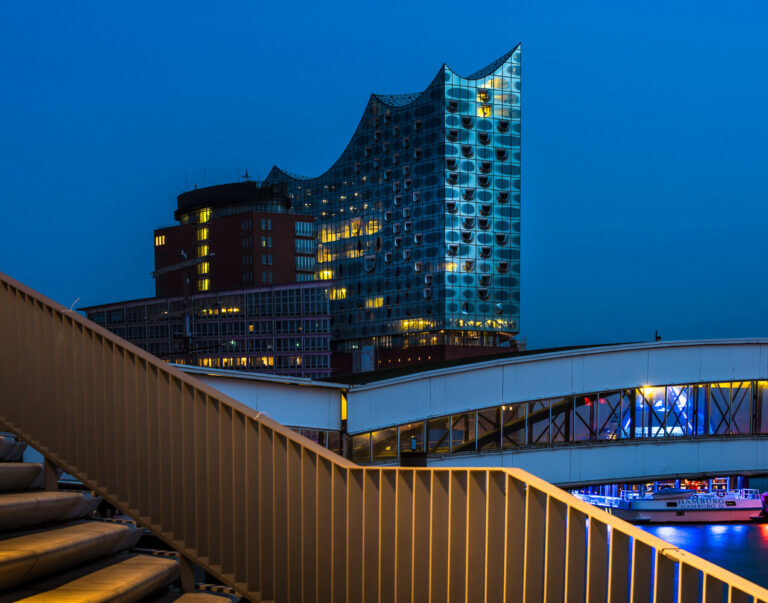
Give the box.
[179,555,195,593]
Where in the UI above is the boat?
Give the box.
[573,488,768,524]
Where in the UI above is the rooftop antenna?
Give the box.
[655,330,661,342]
[242,169,250,181]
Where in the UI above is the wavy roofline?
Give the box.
[267,45,521,183]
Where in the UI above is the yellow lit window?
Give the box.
[318,269,334,280]
[365,219,381,235]
[477,89,490,102]
[330,288,347,300]
[478,105,492,118]
[198,208,212,223]
[196,227,209,241]
[197,278,210,292]
[154,235,166,247]
[197,262,209,275]
[197,245,209,257]
[365,297,383,308]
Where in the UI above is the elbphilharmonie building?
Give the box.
[266,46,522,358]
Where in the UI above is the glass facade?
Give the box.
[265,46,522,352]
[350,380,768,463]
[85,283,332,380]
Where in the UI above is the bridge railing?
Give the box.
[2,271,767,603]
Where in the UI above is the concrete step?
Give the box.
[0,491,100,532]
[0,520,142,590]
[151,592,241,602]
[0,437,25,463]
[0,463,43,492]
[0,553,178,602]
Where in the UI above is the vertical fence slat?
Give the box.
[380,470,397,603]
[565,507,587,603]
[430,471,450,603]
[395,470,414,603]
[544,497,566,603]
[412,470,431,603]
[466,471,487,603]
[317,457,333,602]
[677,562,699,603]
[302,449,317,603]
[608,529,630,602]
[347,469,364,603]
[448,471,468,603]
[505,475,526,603]
[523,486,546,603]
[587,519,608,603]
[632,540,653,603]
[654,551,675,603]
[332,465,348,603]
[363,469,380,603]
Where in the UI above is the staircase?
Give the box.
[0,435,237,602]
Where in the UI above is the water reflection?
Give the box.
[642,524,768,588]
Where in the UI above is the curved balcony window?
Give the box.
[461,231,473,243]
[463,188,475,201]
[404,221,412,233]
[414,233,422,244]
[495,149,508,161]
[464,260,475,271]
[463,217,475,229]
[412,191,420,203]
[413,149,422,160]
[497,119,510,132]
[461,145,473,158]
[447,100,459,113]
[414,261,422,273]
[478,218,490,230]
[392,223,401,234]
[394,195,402,206]
[480,204,492,216]
[384,211,392,222]
[384,252,392,263]
[447,129,459,141]
[447,158,458,170]
[446,201,458,213]
[497,191,510,203]
[394,237,402,248]
[403,249,411,260]
[364,146,372,157]
[402,165,410,177]
[447,173,458,185]
[479,161,492,174]
[478,132,491,145]
[478,288,489,300]
[461,116,473,129]
[402,207,410,218]
[480,247,492,258]
[497,261,509,273]
[423,287,432,299]
[424,274,433,285]
[478,176,490,188]
[479,274,492,286]
[447,243,459,255]
[364,255,376,273]
[495,234,508,245]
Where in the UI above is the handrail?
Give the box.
[1,270,768,602]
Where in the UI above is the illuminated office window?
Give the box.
[196,227,209,241]
[154,235,166,247]
[197,262,209,275]
[198,208,212,223]
[197,278,210,292]
[197,245,209,257]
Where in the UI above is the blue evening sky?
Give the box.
[1,1,767,349]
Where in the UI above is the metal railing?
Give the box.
[1,270,767,602]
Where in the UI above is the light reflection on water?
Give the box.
[641,524,768,588]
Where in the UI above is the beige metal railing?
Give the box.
[1,270,767,603]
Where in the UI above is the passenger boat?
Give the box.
[573,488,768,524]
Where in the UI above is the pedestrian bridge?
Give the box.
[3,271,768,601]
[345,340,768,485]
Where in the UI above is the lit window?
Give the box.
[478,105,492,118]
[318,270,334,280]
[365,297,384,308]
[197,262,209,275]
[197,245,209,257]
[196,227,209,241]
[197,278,210,292]
[329,288,346,300]
[198,208,212,223]
[154,235,166,247]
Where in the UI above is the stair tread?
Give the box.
[0,491,100,531]
[0,553,178,602]
[153,593,239,602]
[0,437,25,462]
[0,520,142,590]
[0,463,43,492]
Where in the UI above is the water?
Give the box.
[641,524,768,588]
